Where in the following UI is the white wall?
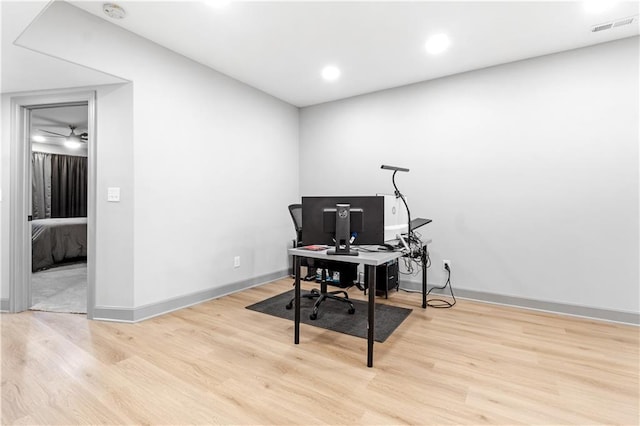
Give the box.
[94,83,135,308]
[1,95,10,303]
[5,2,299,310]
[32,143,88,157]
[7,1,635,318]
[300,37,639,314]
[1,83,135,308]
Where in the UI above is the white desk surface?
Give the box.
[289,239,432,267]
[288,246,403,266]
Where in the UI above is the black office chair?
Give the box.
[286,203,356,320]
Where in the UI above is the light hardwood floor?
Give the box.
[2,278,638,425]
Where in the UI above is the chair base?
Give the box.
[285,288,355,320]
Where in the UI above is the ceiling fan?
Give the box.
[36,125,88,148]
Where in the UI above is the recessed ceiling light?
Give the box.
[425,33,451,55]
[204,0,231,9]
[32,135,46,142]
[584,1,617,14]
[103,3,126,19]
[321,65,341,81]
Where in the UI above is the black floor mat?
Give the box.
[246,289,412,342]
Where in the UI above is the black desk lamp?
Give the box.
[381,165,412,244]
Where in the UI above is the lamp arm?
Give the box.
[392,170,412,238]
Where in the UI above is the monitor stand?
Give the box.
[327,203,359,256]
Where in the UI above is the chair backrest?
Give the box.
[288,204,303,245]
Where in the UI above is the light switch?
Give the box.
[107,187,120,202]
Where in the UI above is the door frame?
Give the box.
[9,90,97,318]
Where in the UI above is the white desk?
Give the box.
[289,243,429,367]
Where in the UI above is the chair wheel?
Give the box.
[309,313,317,320]
[285,302,293,310]
[348,308,355,315]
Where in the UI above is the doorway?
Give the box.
[9,91,96,318]
[29,104,89,314]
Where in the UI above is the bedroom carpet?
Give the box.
[30,262,87,314]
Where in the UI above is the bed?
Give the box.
[32,217,87,272]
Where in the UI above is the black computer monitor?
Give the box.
[302,196,384,255]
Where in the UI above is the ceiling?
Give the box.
[31,104,88,137]
[2,1,639,106]
[30,104,88,149]
[0,1,126,94]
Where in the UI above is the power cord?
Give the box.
[398,231,428,275]
[427,263,456,308]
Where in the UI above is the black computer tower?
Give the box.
[364,259,399,298]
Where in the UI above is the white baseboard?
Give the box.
[5,272,636,325]
[92,269,289,323]
[400,280,639,325]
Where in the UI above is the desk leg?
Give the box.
[421,247,427,309]
[366,264,376,367]
[294,255,301,344]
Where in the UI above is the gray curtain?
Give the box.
[32,152,52,219]
[31,152,87,219]
[51,154,87,218]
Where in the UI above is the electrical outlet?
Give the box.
[233,256,240,268]
[443,259,451,271]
